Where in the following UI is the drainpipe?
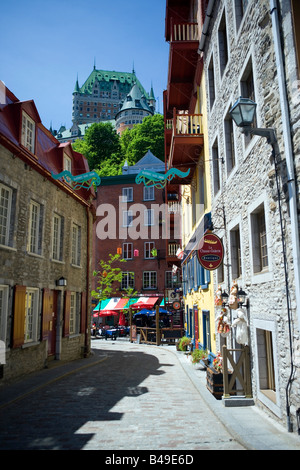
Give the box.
[84,204,91,357]
[198,0,215,53]
[270,0,300,432]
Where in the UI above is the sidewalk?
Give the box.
[0,339,299,450]
[172,344,300,450]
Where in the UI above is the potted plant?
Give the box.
[178,336,192,351]
[191,348,209,368]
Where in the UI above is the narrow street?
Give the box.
[0,341,245,451]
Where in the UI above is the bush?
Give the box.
[191,348,208,364]
[178,336,192,351]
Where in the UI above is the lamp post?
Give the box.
[230,96,294,432]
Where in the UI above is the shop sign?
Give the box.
[197,233,224,270]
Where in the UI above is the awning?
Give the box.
[93,299,110,312]
[131,297,159,309]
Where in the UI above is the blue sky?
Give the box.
[0,0,169,130]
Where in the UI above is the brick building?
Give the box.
[93,151,182,322]
[0,84,95,382]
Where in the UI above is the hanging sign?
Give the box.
[51,170,101,190]
[197,233,224,270]
[135,167,190,189]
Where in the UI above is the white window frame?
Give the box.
[143,271,157,289]
[69,292,77,335]
[143,186,154,201]
[0,183,12,246]
[121,272,135,290]
[71,223,81,266]
[21,111,35,154]
[123,210,133,227]
[144,209,154,226]
[248,192,273,284]
[28,200,41,255]
[122,187,133,202]
[52,213,63,261]
[24,288,39,343]
[144,241,155,259]
[123,242,133,260]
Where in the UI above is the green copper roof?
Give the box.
[75,68,150,99]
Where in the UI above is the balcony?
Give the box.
[165,110,204,183]
[166,20,200,112]
[166,241,182,265]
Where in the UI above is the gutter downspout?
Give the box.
[270,0,300,432]
[198,0,215,54]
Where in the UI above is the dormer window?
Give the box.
[21,111,35,154]
[63,153,72,184]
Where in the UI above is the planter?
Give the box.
[206,367,235,400]
[206,367,225,400]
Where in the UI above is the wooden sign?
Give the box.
[197,233,224,270]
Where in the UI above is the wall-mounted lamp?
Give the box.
[221,291,229,307]
[56,276,67,287]
[237,288,248,308]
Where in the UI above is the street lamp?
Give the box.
[56,276,67,287]
[230,97,278,148]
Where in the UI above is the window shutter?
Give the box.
[80,291,87,334]
[63,291,71,337]
[13,285,26,348]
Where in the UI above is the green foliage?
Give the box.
[191,348,208,364]
[91,253,126,302]
[72,114,165,177]
[178,336,192,351]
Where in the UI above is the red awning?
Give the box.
[131,297,159,309]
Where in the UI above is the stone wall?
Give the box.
[202,0,300,431]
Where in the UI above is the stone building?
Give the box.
[0,85,95,382]
[200,0,300,431]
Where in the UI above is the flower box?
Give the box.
[206,367,228,400]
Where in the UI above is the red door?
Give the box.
[194,306,199,349]
[42,289,57,356]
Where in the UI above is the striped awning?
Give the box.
[131,297,159,309]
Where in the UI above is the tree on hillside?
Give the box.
[120,114,164,165]
[72,122,121,175]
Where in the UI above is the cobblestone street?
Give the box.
[0,341,245,451]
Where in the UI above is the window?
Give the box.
[0,184,12,246]
[235,0,249,31]
[123,210,133,227]
[165,271,179,288]
[144,209,154,226]
[121,272,135,289]
[218,11,229,77]
[144,241,155,259]
[24,288,39,343]
[52,214,63,261]
[208,56,216,109]
[71,223,81,266]
[212,140,220,195]
[28,200,42,255]
[256,328,276,403]
[69,292,77,335]
[123,242,133,259]
[224,114,236,174]
[143,186,154,201]
[230,225,242,279]
[241,59,257,145]
[122,187,133,202]
[63,154,72,174]
[251,205,268,273]
[21,111,35,153]
[143,271,157,289]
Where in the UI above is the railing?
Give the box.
[171,22,199,42]
[222,345,252,398]
[168,242,180,256]
[175,113,203,135]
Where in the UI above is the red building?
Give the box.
[93,151,183,323]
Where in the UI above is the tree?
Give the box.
[91,253,125,302]
[72,122,121,174]
[120,114,165,164]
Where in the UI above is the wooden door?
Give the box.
[42,289,57,356]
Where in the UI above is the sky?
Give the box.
[0,0,169,131]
